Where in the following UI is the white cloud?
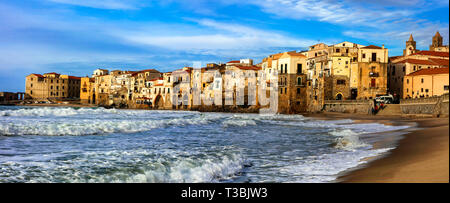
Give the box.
[118,19,318,51]
[47,0,145,10]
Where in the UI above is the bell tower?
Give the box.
[430,31,443,51]
[404,34,416,56]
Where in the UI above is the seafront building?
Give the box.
[23,31,449,112]
[25,72,81,101]
[388,32,450,99]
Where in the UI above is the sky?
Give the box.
[0,0,449,92]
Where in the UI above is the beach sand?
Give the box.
[330,114,449,183]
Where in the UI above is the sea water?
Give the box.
[0,106,410,183]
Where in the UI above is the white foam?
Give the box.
[280,147,392,183]
[0,113,222,136]
[330,129,369,151]
[222,119,257,127]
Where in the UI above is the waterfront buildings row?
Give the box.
[25,32,449,112]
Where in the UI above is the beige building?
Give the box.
[389,32,449,99]
[356,45,389,99]
[80,77,95,104]
[403,68,449,99]
[25,72,81,100]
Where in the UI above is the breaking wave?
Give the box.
[0,113,222,136]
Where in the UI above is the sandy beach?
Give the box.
[326,114,450,183]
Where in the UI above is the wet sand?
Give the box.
[309,113,449,183]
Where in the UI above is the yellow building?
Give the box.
[403,68,449,98]
[25,72,81,101]
[357,45,389,100]
[80,77,95,104]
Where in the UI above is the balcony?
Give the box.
[369,72,379,77]
[368,57,381,63]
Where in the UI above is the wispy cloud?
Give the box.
[46,0,145,10]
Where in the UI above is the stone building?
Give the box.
[388,32,449,99]
[80,77,95,104]
[403,67,449,98]
[356,45,389,100]
[430,31,449,52]
[25,72,81,101]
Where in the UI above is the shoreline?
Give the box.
[4,104,449,183]
[307,112,449,183]
[337,117,449,183]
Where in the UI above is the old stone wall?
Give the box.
[400,93,449,117]
[323,100,372,114]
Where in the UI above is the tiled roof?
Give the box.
[68,76,81,80]
[31,74,44,78]
[45,72,60,75]
[140,69,160,73]
[406,67,449,76]
[394,58,449,66]
[361,45,382,49]
[234,65,261,71]
[286,52,307,57]
[411,51,449,57]
[227,60,241,64]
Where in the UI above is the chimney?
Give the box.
[382,44,385,49]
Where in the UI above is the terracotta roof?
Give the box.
[45,72,60,75]
[271,53,284,60]
[68,76,81,80]
[286,52,306,57]
[389,56,403,60]
[154,84,164,87]
[394,58,449,66]
[234,65,261,71]
[140,69,160,73]
[361,45,382,49]
[227,60,241,64]
[411,51,449,57]
[31,74,44,78]
[406,67,449,76]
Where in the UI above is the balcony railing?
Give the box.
[369,72,379,77]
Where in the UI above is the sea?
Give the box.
[0,106,412,183]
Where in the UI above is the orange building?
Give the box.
[403,68,449,99]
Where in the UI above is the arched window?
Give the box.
[297,77,302,86]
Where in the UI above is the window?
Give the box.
[445,86,449,91]
[337,80,346,85]
[421,88,424,92]
[30,90,33,95]
[51,86,53,90]
[406,79,409,84]
[284,64,287,74]
[297,77,302,86]
[280,88,283,94]
[31,83,33,88]
[362,54,366,59]
[421,78,424,83]
[297,64,302,74]
[297,88,301,94]
[406,88,409,93]
[336,48,340,53]
[413,66,416,71]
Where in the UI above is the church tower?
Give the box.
[430,31,443,51]
[403,34,416,56]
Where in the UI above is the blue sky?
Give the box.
[0,0,448,92]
